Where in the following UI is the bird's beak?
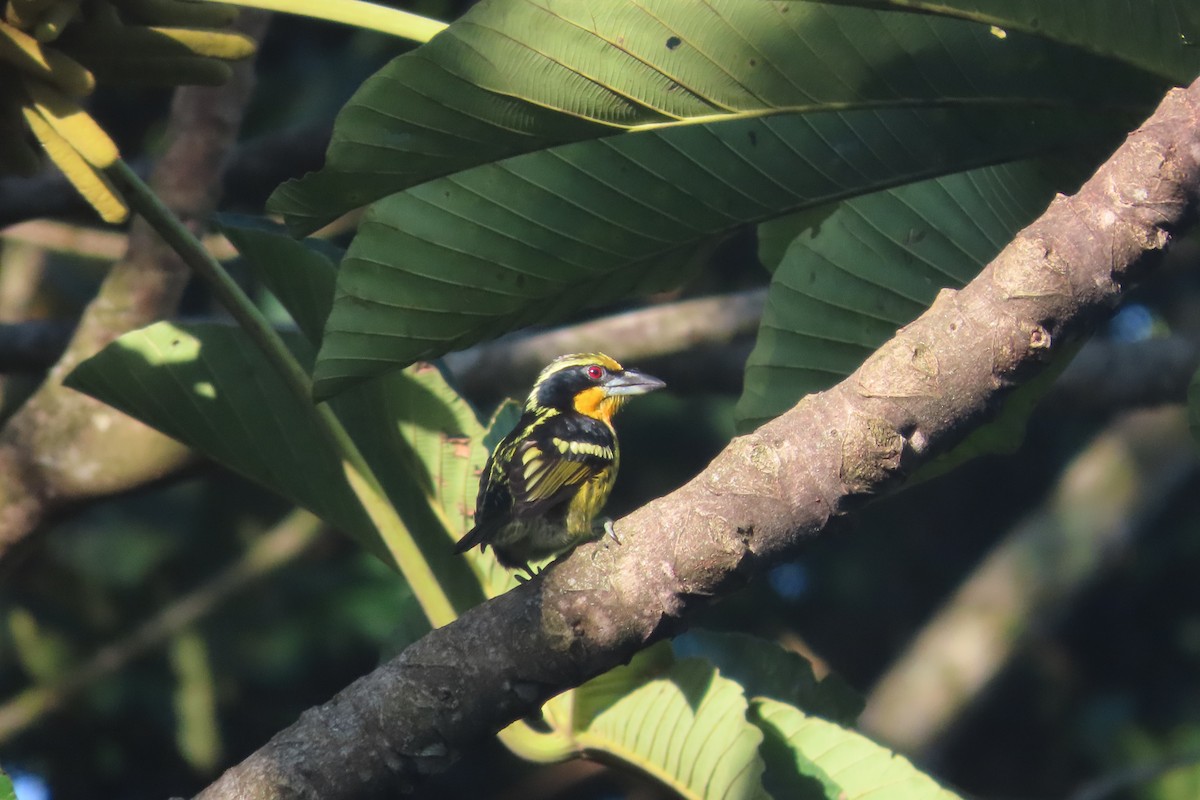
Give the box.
[603,368,667,396]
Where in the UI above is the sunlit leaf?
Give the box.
[755,697,964,800]
[64,322,387,562]
[576,658,769,800]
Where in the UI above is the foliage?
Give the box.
[0,0,255,220]
[5,0,1200,798]
[269,0,1181,395]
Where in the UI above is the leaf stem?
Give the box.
[106,159,458,627]
[207,0,447,42]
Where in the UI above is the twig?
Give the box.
[0,508,325,744]
[0,125,331,228]
[444,288,764,402]
[0,219,238,262]
[192,75,1200,800]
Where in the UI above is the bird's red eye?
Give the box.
[586,365,604,380]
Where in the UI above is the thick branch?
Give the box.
[194,79,1200,800]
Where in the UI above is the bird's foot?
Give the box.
[602,518,621,545]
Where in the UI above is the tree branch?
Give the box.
[193,79,1200,800]
[0,124,330,228]
[0,13,268,566]
[442,288,764,403]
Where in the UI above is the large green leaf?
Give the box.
[221,216,519,598]
[755,697,963,800]
[736,159,1068,430]
[551,633,874,798]
[314,106,1104,396]
[576,658,769,800]
[269,0,1164,233]
[562,641,677,732]
[0,767,13,800]
[63,322,386,562]
[674,631,863,725]
[65,318,517,609]
[337,364,521,599]
[804,0,1200,85]
[219,214,344,344]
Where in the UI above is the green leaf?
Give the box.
[63,322,386,562]
[576,658,769,800]
[334,362,519,599]
[567,641,677,730]
[737,159,1069,431]
[220,215,478,594]
[674,631,863,725]
[754,697,964,800]
[63,321,496,608]
[0,767,13,800]
[314,107,1101,396]
[217,214,344,345]
[803,0,1200,85]
[8,607,72,683]
[269,0,1164,233]
[756,206,837,277]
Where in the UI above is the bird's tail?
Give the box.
[452,522,492,554]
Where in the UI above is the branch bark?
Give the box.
[443,288,764,403]
[193,79,1200,800]
[0,124,329,228]
[0,13,268,566]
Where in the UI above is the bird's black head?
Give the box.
[527,353,666,421]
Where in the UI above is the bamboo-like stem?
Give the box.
[105,159,459,628]
[207,0,446,41]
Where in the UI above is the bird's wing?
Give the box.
[454,417,524,553]
[508,420,614,519]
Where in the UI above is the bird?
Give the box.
[454,352,666,576]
